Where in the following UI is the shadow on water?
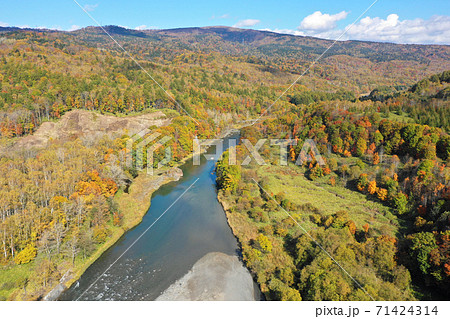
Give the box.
[60,132,260,301]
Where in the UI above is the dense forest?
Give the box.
[0,25,449,300]
[1,26,449,140]
[216,71,449,300]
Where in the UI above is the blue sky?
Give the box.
[0,0,449,44]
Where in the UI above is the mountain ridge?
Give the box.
[1,24,449,48]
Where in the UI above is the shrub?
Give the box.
[269,278,302,301]
[257,234,273,253]
[248,208,266,222]
[357,174,369,192]
[14,245,37,265]
[93,226,109,244]
[275,226,288,237]
[377,188,388,201]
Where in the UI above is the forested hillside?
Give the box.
[216,71,449,300]
[0,25,448,300]
[1,26,449,140]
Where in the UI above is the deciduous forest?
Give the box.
[0,25,448,300]
[216,71,450,300]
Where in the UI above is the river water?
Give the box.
[60,133,245,300]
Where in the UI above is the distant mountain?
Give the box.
[0,26,62,33]
[1,24,449,80]
[62,25,450,63]
[155,26,285,43]
[76,25,148,38]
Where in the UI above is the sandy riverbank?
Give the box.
[156,252,256,301]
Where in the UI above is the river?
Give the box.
[60,133,252,300]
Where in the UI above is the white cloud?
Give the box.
[211,14,230,20]
[264,13,450,44]
[344,14,450,44]
[135,25,159,30]
[0,21,8,27]
[135,25,147,30]
[299,11,348,31]
[233,19,260,28]
[260,28,304,36]
[34,25,64,30]
[68,25,80,31]
[83,4,98,12]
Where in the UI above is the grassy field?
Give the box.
[384,111,414,123]
[256,164,399,237]
[0,263,33,300]
[217,161,407,300]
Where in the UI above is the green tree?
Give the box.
[355,137,367,157]
[216,150,241,192]
[409,232,438,275]
[393,192,408,215]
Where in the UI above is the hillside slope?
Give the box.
[13,109,169,149]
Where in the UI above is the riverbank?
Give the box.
[48,167,184,300]
[1,168,179,301]
[216,192,262,281]
[156,252,256,301]
[1,169,182,301]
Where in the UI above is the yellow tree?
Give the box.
[368,180,377,195]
